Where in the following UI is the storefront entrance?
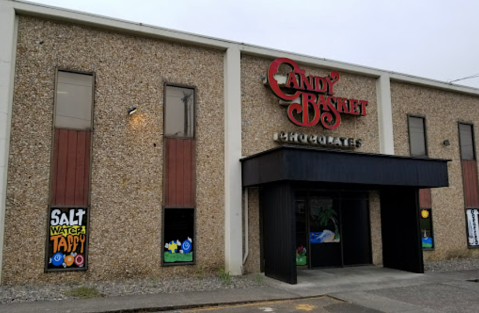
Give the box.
[295,191,371,269]
[242,146,449,284]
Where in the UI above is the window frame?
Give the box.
[162,82,197,266]
[46,69,95,272]
[53,69,95,132]
[419,207,435,251]
[49,68,95,207]
[458,122,479,249]
[407,114,428,157]
[458,122,476,161]
[163,83,197,140]
[161,207,196,266]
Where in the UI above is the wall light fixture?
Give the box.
[128,107,137,116]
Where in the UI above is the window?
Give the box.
[47,70,94,272]
[164,85,195,138]
[55,71,93,129]
[163,208,195,264]
[410,118,433,249]
[408,116,427,157]
[460,123,479,248]
[420,209,434,249]
[459,123,475,160]
[163,84,196,265]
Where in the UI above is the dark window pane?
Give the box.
[165,86,195,138]
[460,124,475,160]
[164,208,194,264]
[420,208,434,249]
[409,117,427,156]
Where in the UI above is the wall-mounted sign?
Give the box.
[467,208,479,247]
[265,58,368,130]
[46,207,89,271]
[274,131,362,149]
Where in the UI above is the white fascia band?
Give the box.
[0,0,17,283]
[224,45,243,275]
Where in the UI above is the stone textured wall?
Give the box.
[241,55,380,157]
[2,16,225,285]
[391,82,479,261]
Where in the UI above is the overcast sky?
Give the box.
[27,0,479,89]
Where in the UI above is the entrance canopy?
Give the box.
[242,146,449,188]
[241,146,450,284]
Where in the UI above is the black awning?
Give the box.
[241,146,449,188]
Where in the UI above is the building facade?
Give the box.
[0,0,478,285]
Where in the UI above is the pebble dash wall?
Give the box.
[2,16,225,285]
[391,82,479,261]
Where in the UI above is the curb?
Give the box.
[91,295,329,313]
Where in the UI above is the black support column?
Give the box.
[380,187,424,273]
[261,182,297,284]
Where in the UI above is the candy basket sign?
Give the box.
[265,58,368,130]
[46,207,89,271]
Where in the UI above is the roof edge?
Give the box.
[241,145,451,163]
[10,0,479,97]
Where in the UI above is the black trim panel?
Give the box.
[242,146,449,188]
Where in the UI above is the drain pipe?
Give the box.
[242,188,249,268]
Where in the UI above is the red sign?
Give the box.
[266,58,368,130]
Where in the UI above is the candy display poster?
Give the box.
[46,207,89,271]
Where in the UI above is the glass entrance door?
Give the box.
[295,190,371,269]
[309,195,342,267]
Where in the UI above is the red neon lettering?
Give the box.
[267,58,301,101]
[359,100,369,116]
[285,72,300,89]
[299,74,314,91]
[267,58,368,130]
[336,97,349,113]
[349,99,360,115]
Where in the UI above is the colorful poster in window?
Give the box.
[310,231,340,243]
[164,237,194,263]
[420,209,434,249]
[46,207,88,271]
[467,209,479,247]
[163,208,195,264]
[296,246,307,265]
[422,236,433,249]
[309,198,340,243]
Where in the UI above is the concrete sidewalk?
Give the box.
[1,267,479,313]
[267,267,479,313]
